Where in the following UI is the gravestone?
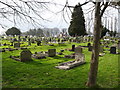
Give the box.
[100,45,104,53]
[75,46,82,54]
[14,43,20,48]
[72,45,75,51]
[87,43,91,47]
[48,49,56,57]
[56,46,85,70]
[37,40,41,46]
[88,46,93,51]
[20,49,32,62]
[110,47,116,54]
[75,46,85,62]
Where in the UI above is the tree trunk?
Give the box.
[86,2,101,87]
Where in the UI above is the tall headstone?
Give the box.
[72,45,75,51]
[20,50,32,62]
[110,46,116,54]
[75,46,85,62]
[48,49,56,57]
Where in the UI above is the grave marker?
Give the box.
[48,49,56,57]
[110,47,116,54]
[20,50,32,62]
[14,43,20,48]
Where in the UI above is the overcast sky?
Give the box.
[0,0,118,35]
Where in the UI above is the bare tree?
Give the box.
[0,0,119,88]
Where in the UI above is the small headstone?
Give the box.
[100,45,104,53]
[14,43,20,48]
[87,43,91,47]
[58,52,63,55]
[110,47,116,54]
[20,49,32,62]
[48,49,56,57]
[13,38,17,42]
[37,41,41,46]
[60,50,64,52]
[88,46,93,51]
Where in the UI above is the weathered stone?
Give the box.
[72,45,75,51]
[48,49,56,57]
[110,47,116,54]
[14,43,20,48]
[75,46,82,54]
[60,50,64,52]
[20,50,32,62]
[87,43,91,47]
[88,46,93,51]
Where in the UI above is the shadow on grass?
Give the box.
[23,60,44,66]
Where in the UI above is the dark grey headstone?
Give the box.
[87,43,91,47]
[48,49,56,57]
[72,45,75,51]
[14,43,20,48]
[20,50,32,62]
[110,47,116,54]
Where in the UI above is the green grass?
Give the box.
[1,40,119,88]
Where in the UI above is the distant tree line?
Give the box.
[22,28,61,37]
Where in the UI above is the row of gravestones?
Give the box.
[11,44,85,62]
[10,48,57,62]
[71,41,120,54]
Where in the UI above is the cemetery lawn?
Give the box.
[2,41,118,88]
